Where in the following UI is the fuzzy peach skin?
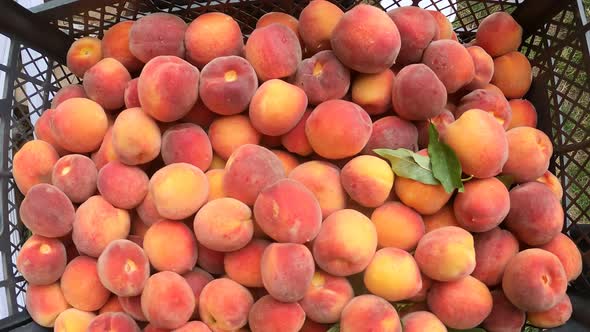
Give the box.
[528,294,572,328]
[249,79,308,136]
[476,12,523,57]
[67,37,102,78]
[34,109,69,155]
[423,204,460,232]
[281,110,313,156]
[341,155,394,208]
[199,56,257,116]
[245,23,302,81]
[422,39,476,93]
[253,178,321,243]
[249,295,305,332]
[401,311,446,332]
[429,10,453,40]
[53,308,96,332]
[364,116,419,154]
[199,278,253,332]
[539,233,583,281]
[454,177,510,232]
[13,140,59,195]
[224,239,270,288]
[492,51,533,99]
[505,182,563,246]
[261,243,315,302]
[138,56,200,122]
[394,176,452,216]
[61,256,111,311]
[17,235,66,285]
[502,249,568,311]
[502,127,553,183]
[387,6,438,65]
[340,295,401,332]
[455,88,512,130]
[97,239,149,297]
[299,270,354,324]
[351,69,393,115]
[288,160,346,219]
[185,13,243,68]
[83,57,131,111]
[312,209,378,276]
[364,247,422,302]
[428,276,493,329]
[51,98,108,153]
[52,154,97,203]
[508,98,537,129]
[331,4,401,73]
[111,107,161,165]
[194,198,254,252]
[391,64,447,121]
[129,12,186,62]
[19,184,75,238]
[101,21,142,73]
[26,282,70,327]
[293,50,350,106]
[257,12,300,42]
[161,123,212,171]
[99,295,124,314]
[150,163,209,220]
[87,312,141,332]
[414,226,476,282]
[208,115,261,160]
[465,46,495,90]
[371,201,424,251]
[442,109,509,178]
[144,220,197,274]
[73,195,130,257]
[472,227,519,287]
[141,271,195,329]
[305,99,372,159]
[298,0,344,53]
[51,84,87,109]
[118,295,146,322]
[97,161,149,209]
[482,290,526,332]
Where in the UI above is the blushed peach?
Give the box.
[502,127,553,183]
[87,312,140,332]
[111,107,161,165]
[472,227,520,286]
[199,278,253,331]
[129,13,186,62]
[299,270,354,324]
[261,243,315,302]
[528,295,572,328]
[249,295,305,332]
[161,123,212,171]
[281,110,313,156]
[102,21,142,73]
[401,311,446,332]
[34,109,68,155]
[394,176,452,215]
[422,39,476,93]
[423,204,460,232]
[224,239,269,288]
[136,191,161,226]
[142,271,195,329]
[454,177,510,232]
[387,6,438,65]
[341,155,394,208]
[194,198,253,252]
[508,98,537,129]
[26,282,70,327]
[54,308,96,332]
[537,170,564,200]
[144,220,197,273]
[391,64,447,120]
[83,58,131,111]
[340,295,401,332]
[52,154,97,203]
[351,69,394,115]
[272,150,299,175]
[99,295,124,314]
[539,233,582,282]
[492,51,532,99]
[465,46,495,90]
[97,239,149,297]
[298,0,344,53]
[364,116,418,154]
[482,290,526,332]
[371,201,424,251]
[429,10,453,40]
[97,161,149,209]
[185,13,243,68]
[183,268,214,319]
[293,50,350,105]
[20,184,75,238]
[52,98,108,153]
[257,12,299,41]
[364,247,422,301]
[208,115,261,160]
[205,169,225,202]
[13,140,59,195]
[123,78,140,108]
[61,256,111,311]
[476,12,523,57]
[118,295,146,321]
[173,321,212,332]
[407,273,432,303]
[197,242,225,275]
[17,235,66,285]
[455,88,512,129]
[51,84,87,108]
[92,126,117,170]
[67,37,102,78]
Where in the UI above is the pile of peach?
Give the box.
[13,1,579,331]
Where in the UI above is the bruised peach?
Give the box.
[52,98,108,153]
[141,271,195,329]
[422,39,476,93]
[17,235,66,285]
[371,201,424,251]
[387,6,438,65]
[482,290,526,332]
[502,127,553,183]
[492,51,532,99]
[261,243,315,302]
[144,220,197,274]
[208,115,261,160]
[199,278,253,331]
[539,233,583,282]
[293,50,350,105]
[299,270,354,324]
[161,123,212,171]
[51,84,87,109]
[340,295,401,332]
[83,58,131,111]
[472,227,519,286]
[111,107,161,165]
[249,295,305,332]
[97,239,149,297]
[476,12,523,57]
[26,282,70,327]
[61,256,110,311]
[392,64,447,120]
[67,37,102,78]
[129,13,186,62]
[298,0,344,53]
[20,184,75,238]
[13,140,59,195]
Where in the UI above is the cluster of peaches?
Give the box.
[12,1,579,331]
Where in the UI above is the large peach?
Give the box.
[51,98,108,153]
[539,233,582,281]
[194,198,253,252]
[67,37,102,78]
[472,227,519,286]
[97,161,149,209]
[26,282,70,327]
[161,123,212,171]
[249,295,305,332]
[17,235,66,285]
[364,247,422,301]
[299,270,354,324]
[293,50,350,105]
[454,177,510,232]
[387,6,438,65]
[83,57,131,111]
[340,295,401,332]
[422,39,476,93]
[199,278,253,332]
[371,201,424,251]
[141,271,195,329]
[61,256,111,311]
[19,183,75,238]
[298,0,344,53]
[502,127,553,183]
[129,13,186,62]
[492,51,532,99]
[144,220,197,274]
[185,13,243,68]
[111,107,161,165]
[482,290,526,332]
[97,239,149,297]
[261,243,315,302]
[391,64,447,120]
[208,115,261,160]
[476,12,523,57]
[102,21,142,73]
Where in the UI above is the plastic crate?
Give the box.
[0,0,589,331]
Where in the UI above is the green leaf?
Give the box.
[448,328,487,332]
[374,149,440,185]
[496,174,515,189]
[327,323,340,332]
[427,123,464,193]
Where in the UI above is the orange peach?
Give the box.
[371,201,424,251]
[111,107,162,165]
[536,170,564,200]
[340,295,401,332]
[482,290,526,332]
[539,233,582,281]
[161,123,212,171]
[87,312,140,332]
[83,57,131,111]
[299,270,354,324]
[51,84,87,108]
[455,88,512,129]
[298,0,344,53]
[363,116,419,154]
[472,227,519,286]
[508,98,537,129]
[341,155,394,208]
[185,13,243,68]
[422,39,476,93]
[124,78,140,108]
[54,308,96,332]
[61,256,111,311]
[387,6,438,65]
[194,198,253,252]
[17,235,66,285]
[199,278,253,331]
[102,21,142,73]
[454,177,510,232]
[248,295,305,332]
[144,220,197,274]
[142,271,195,329]
[364,247,422,301]
[429,10,453,40]
[391,64,447,120]
[52,154,97,203]
[129,13,186,62]
[183,268,214,319]
[91,126,117,170]
[401,311,446,332]
[476,12,523,57]
[272,150,299,175]
[281,110,313,156]
[26,282,70,327]
[528,294,572,328]
[351,69,394,115]
[99,295,124,314]
[208,115,261,160]
[97,239,149,297]
[502,127,553,183]
[423,204,460,232]
[261,243,315,302]
[224,239,270,288]
[13,140,59,194]
[492,51,532,99]
[67,37,102,78]
[394,176,452,215]
[293,50,350,105]
[20,183,75,238]
[51,97,108,153]
[97,160,148,209]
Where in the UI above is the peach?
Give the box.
[272,150,299,175]
[422,39,476,93]
[539,233,582,281]
[371,201,424,251]
[13,140,59,194]
[102,21,142,73]
[173,321,212,332]
[465,46,495,90]
[83,57,131,111]
[423,204,460,232]
[528,294,572,328]
[111,107,162,165]
[298,0,344,53]
[407,273,432,303]
[61,256,110,311]
[454,177,510,232]
[223,239,269,288]
[54,308,96,332]
[387,6,438,65]
[99,295,124,314]
[97,239,149,297]
[261,243,315,302]
[138,56,200,122]
[51,84,87,108]
[476,12,523,57]
[340,295,401,332]
[17,235,66,285]
[416,110,455,149]
[472,227,520,286]
[253,179,321,243]
[299,270,354,324]
[341,155,394,208]
[87,312,140,332]
[429,10,453,40]
[331,4,401,73]
[52,154,97,203]
[67,37,102,78]
[351,69,394,115]
[293,50,350,105]
[20,183,75,238]
[144,220,197,273]
[428,276,493,329]
[26,282,70,327]
[199,278,253,331]
[73,195,130,257]
[415,226,476,281]
[300,319,330,332]
[391,64,447,120]
[124,78,140,108]
[199,56,257,115]
[197,242,225,275]
[288,160,346,218]
[305,99,372,159]
[208,115,261,160]
[281,110,313,156]
[536,170,564,200]
[455,88,512,129]
[129,13,186,62]
[194,198,253,252]
[442,109,508,178]
[249,295,305,332]
[363,116,419,154]
[505,182,563,246]
[223,144,285,205]
[401,311,446,332]
[364,248,422,301]
[34,109,68,155]
[141,271,195,329]
[502,127,553,183]
[161,123,212,171]
[245,23,302,81]
[97,161,149,209]
[257,12,299,40]
[118,295,146,321]
[508,99,537,129]
[144,324,169,332]
[492,51,532,99]
[182,99,217,128]
[51,98,108,153]
[185,13,243,68]
[312,209,378,276]
[136,191,162,226]
[394,176,452,215]
[202,169,224,202]
[150,163,208,220]
[482,290,526,332]
[92,126,117,170]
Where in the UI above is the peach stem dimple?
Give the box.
[313,61,323,77]
[224,70,238,82]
